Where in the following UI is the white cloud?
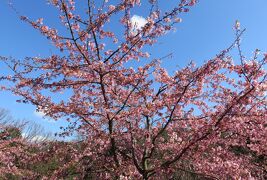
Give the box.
[130,15,147,32]
[34,109,55,123]
[21,133,49,143]
[30,135,48,142]
[34,110,45,118]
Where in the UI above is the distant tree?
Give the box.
[0,108,14,126]
[1,0,266,179]
[0,109,23,141]
[0,108,53,143]
[0,127,21,140]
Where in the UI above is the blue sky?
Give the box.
[0,0,267,136]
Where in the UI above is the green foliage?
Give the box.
[0,174,21,180]
[0,127,22,140]
[29,158,59,176]
[230,145,251,156]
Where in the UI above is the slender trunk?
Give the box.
[143,173,149,180]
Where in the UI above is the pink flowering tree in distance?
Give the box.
[1,0,267,179]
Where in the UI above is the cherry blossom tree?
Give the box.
[1,0,266,179]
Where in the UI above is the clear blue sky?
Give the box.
[0,0,267,135]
